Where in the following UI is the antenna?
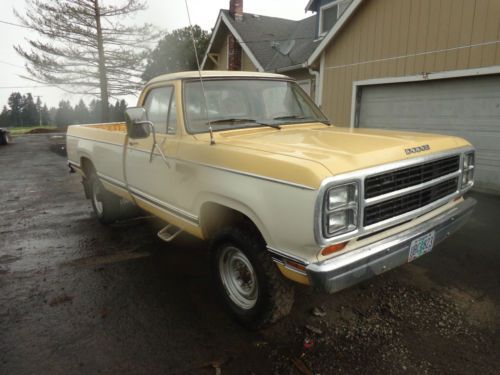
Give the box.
[184,0,215,145]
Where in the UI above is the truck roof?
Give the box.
[147,70,290,85]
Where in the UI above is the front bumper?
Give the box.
[306,198,476,293]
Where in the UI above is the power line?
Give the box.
[0,19,31,29]
[0,60,25,69]
[0,85,57,89]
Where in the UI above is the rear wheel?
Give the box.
[89,174,121,224]
[211,227,294,330]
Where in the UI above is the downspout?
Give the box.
[308,67,320,107]
[308,52,325,108]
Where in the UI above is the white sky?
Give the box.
[0,0,310,109]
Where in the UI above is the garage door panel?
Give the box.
[358,75,500,194]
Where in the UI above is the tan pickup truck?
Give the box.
[67,71,476,329]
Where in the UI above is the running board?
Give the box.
[157,224,183,242]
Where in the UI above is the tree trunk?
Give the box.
[93,0,109,122]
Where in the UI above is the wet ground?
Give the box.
[1,135,499,375]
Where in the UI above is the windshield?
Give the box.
[183,79,328,133]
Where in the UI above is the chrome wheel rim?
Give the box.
[92,179,104,216]
[218,246,258,310]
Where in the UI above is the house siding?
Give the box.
[217,35,229,70]
[321,0,500,126]
[212,32,258,71]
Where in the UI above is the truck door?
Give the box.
[124,85,181,221]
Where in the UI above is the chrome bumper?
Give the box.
[306,198,476,294]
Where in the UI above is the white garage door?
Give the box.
[357,75,500,194]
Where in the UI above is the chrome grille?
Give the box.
[363,155,461,227]
[364,156,460,199]
[364,178,459,226]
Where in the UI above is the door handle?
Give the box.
[129,141,138,146]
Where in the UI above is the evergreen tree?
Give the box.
[21,93,38,126]
[0,106,10,127]
[55,100,74,129]
[74,99,90,124]
[143,25,210,82]
[8,92,23,126]
[40,104,50,125]
[15,0,158,122]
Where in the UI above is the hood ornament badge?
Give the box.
[405,144,430,155]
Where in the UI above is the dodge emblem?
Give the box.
[405,144,430,155]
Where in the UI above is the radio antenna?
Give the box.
[184,0,215,145]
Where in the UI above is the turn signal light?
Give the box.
[286,260,306,271]
[321,242,348,256]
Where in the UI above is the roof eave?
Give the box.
[275,63,307,73]
[201,11,223,70]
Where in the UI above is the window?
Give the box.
[143,86,177,134]
[319,0,350,35]
[184,79,327,134]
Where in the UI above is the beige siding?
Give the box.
[241,50,257,71]
[322,0,500,126]
[216,34,229,70]
[212,32,258,71]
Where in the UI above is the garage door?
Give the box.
[357,75,500,194]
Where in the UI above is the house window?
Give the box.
[319,0,350,36]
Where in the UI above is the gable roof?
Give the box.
[202,0,364,72]
[202,10,317,72]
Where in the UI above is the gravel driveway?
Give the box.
[1,135,499,374]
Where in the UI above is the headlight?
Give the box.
[461,151,475,188]
[323,182,358,237]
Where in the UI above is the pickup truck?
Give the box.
[67,71,476,329]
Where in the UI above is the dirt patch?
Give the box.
[25,128,65,134]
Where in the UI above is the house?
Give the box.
[203,0,500,193]
[201,0,324,99]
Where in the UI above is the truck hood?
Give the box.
[216,124,470,176]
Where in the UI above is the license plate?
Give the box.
[408,231,435,262]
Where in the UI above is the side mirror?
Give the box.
[125,107,151,139]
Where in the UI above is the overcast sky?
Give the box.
[0,0,310,109]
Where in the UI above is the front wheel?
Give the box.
[89,174,121,224]
[210,227,295,330]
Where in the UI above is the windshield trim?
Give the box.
[181,77,329,135]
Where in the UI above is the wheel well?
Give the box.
[200,202,263,242]
[80,158,95,199]
[80,157,95,177]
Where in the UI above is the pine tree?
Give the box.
[0,106,10,127]
[15,0,158,122]
[8,92,23,126]
[74,99,90,124]
[21,93,38,126]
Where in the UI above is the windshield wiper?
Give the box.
[273,115,331,126]
[273,115,306,121]
[207,118,281,130]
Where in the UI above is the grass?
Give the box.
[7,126,59,135]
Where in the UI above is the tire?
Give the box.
[210,227,295,330]
[88,173,121,224]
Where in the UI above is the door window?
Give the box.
[143,86,177,134]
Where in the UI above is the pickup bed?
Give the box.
[67,71,476,328]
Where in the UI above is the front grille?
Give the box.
[364,156,460,199]
[364,178,458,226]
